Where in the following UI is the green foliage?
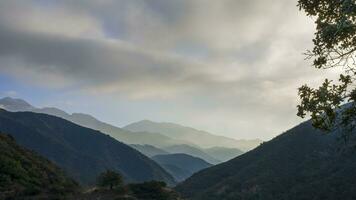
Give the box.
[298,0,356,69]
[96,170,124,190]
[0,133,79,199]
[297,0,356,134]
[298,75,352,131]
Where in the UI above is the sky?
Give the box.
[0,0,341,140]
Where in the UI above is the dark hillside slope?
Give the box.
[176,121,356,200]
[0,133,78,199]
[0,109,175,186]
[152,154,212,182]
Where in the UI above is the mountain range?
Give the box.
[124,120,261,151]
[0,97,255,164]
[2,97,356,199]
[176,121,356,200]
[0,109,175,185]
[0,97,185,148]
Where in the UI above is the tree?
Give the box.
[96,170,123,190]
[297,0,356,137]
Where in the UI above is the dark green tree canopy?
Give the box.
[297,0,356,135]
[96,170,123,190]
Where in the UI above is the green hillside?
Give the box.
[0,133,78,199]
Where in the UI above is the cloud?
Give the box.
[0,0,342,139]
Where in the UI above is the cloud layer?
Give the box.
[0,0,341,139]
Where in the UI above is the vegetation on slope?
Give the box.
[0,133,79,199]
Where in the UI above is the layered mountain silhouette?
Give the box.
[132,143,243,164]
[163,144,220,165]
[0,133,78,199]
[176,121,356,200]
[0,109,175,186]
[152,154,212,182]
[0,97,189,149]
[124,120,261,151]
[0,97,254,164]
[131,144,169,157]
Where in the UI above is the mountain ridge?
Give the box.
[0,97,192,149]
[124,119,261,151]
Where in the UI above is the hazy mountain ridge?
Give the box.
[0,97,35,111]
[0,109,176,186]
[152,153,213,182]
[131,144,169,157]
[0,97,252,164]
[124,120,261,151]
[176,121,356,200]
[204,147,244,162]
[0,97,198,149]
[163,144,221,165]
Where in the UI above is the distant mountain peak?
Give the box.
[0,97,35,111]
[0,97,32,105]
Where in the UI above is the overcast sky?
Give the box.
[0,0,341,140]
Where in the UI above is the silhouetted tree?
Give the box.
[297,0,356,136]
[96,170,123,190]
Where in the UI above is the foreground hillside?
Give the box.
[0,109,175,186]
[0,133,78,199]
[0,133,182,200]
[176,121,356,200]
